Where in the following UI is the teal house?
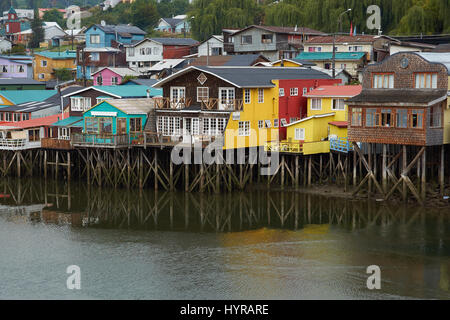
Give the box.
[73,98,155,147]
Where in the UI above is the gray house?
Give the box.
[228,25,325,61]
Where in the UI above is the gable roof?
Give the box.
[63,85,161,99]
[150,37,198,46]
[51,116,83,128]
[87,24,146,36]
[148,59,186,71]
[153,66,332,89]
[34,50,76,60]
[98,98,155,115]
[297,52,366,61]
[159,18,185,28]
[223,54,269,66]
[232,25,325,37]
[304,85,362,98]
[91,67,140,77]
[0,90,57,105]
[121,78,159,86]
[271,58,316,67]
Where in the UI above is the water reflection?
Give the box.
[0,177,449,299]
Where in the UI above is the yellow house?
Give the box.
[271,58,316,68]
[33,51,76,81]
[283,85,362,155]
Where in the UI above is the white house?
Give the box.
[0,38,12,53]
[126,39,164,72]
[198,35,225,56]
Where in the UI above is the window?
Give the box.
[279,88,284,97]
[290,88,298,96]
[332,99,345,111]
[265,120,271,128]
[4,113,11,122]
[365,108,378,127]
[146,47,151,55]
[274,119,279,128]
[0,65,7,73]
[170,87,186,108]
[38,73,45,79]
[41,60,47,67]
[349,46,363,51]
[381,109,392,127]
[85,117,98,133]
[128,47,135,56]
[99,117,112,134]
[258,89,264,103]
[203,118,210,135]
[22,113,29,121]
[58,127,70,140]
[411,110,424,129]
[280,118,287,127]
[373,74,394,88]
[17,65,24,73]
[97,76,103,85]
[219,87,235,110]
[197,87,209,102]
[90,34,100,44]
[217,118,226,134]
[140,48,145,55]
[90,53,99,61]
[28,129,40,142]
[192,118,200,135]
[308,47,322,52]
[290,117,298,123]
[111,77,119,85]
[294,128,305,140]
[130,118,142,132]
[241,35,252,44]
[351,108,362,126]
[261,34,273,44]
[71,97,91,111]
[238,121,250,136]
[244,89,251,104]
[430,105,442,127]
[340,64,347,69]
[302,88,307,95]
[415,73,438,89]
[311,98,322,110]
[396,109,408,128]
[96,97,109,104]
[258,120,264,129]
[13,113,20,122]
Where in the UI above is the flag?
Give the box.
[350,22,353,36]
[353,25,356,36]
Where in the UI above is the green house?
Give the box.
[74,98,155,147]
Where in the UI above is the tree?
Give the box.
[29,9,45,49]
[130,0,159,30]
[54,68,74,81]
[42,9,65,29]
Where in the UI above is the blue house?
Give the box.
[73,98,155,147]
[155,16,190,34]
[77,23,146,79]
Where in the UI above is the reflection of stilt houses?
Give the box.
[347,52,450,203]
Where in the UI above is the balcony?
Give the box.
[329,137,353,153]
[154,97,243,111]
[265,141,303,154]
[0,139,41,150]
[71,133,132,148]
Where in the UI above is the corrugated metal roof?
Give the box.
[91,67,140,77]
[100,99,155,114]
[51,116,83,127]
[305,85,362,97]
[0,90,57,105]
[34,50,76,59]
[0,78,43,85]
[154,66,332,89]
[94,85,162,98]
[90,24,146,35]
[150,37,198,46]
[297,52,366,61]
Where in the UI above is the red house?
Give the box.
[4,7,21,36]
[278,77,341,140]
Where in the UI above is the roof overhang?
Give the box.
[62,86,122,99]
[285,112,335,127]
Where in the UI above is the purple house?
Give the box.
[91,67,140,86]
[0,55,33,79]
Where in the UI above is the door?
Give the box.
[219,87,235,110]
[117,118,127,135]
[183,117,192,143]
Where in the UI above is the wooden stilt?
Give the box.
[382,144,387,193]
[421,148,426,201]
[402,145,407,202]
[440,145,444,196]
[308,155,311,186]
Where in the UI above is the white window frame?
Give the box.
[170,86,186,108]
[279,88,284,97]
[295,128,305,140]
[244,89,251,104]
[258,120,264,129]
[90,34,100,44]
[290,88,298,96]
[258,89,264,103]
[238,121,250,136]
[197,87,209,102]
[274,119,279,128]
[41,60,47,67]
[219,87,235,110]
[332,99,345,111]
[311,98,322,110]
[302,88,307,95]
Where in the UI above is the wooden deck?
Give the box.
[41,138,73,150]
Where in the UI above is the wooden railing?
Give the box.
[264,141,303,153]
[154,97,243,111]
[330,137,352,153]
[71,133,131,148]
[41,138,73,150]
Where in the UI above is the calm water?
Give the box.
[0,177,449,300]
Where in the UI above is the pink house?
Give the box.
[92,67,140,86]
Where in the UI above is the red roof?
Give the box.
[0,113,68,129]
[328,121,348,128]
[305,85,362,97]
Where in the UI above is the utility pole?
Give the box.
[333,9,352,79]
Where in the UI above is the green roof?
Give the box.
[8,7,16,15]
[93,85,162,98]
[0,90,57,105]
[51,116,83,128]
[296,52,366,61]
[35,51,77,60]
